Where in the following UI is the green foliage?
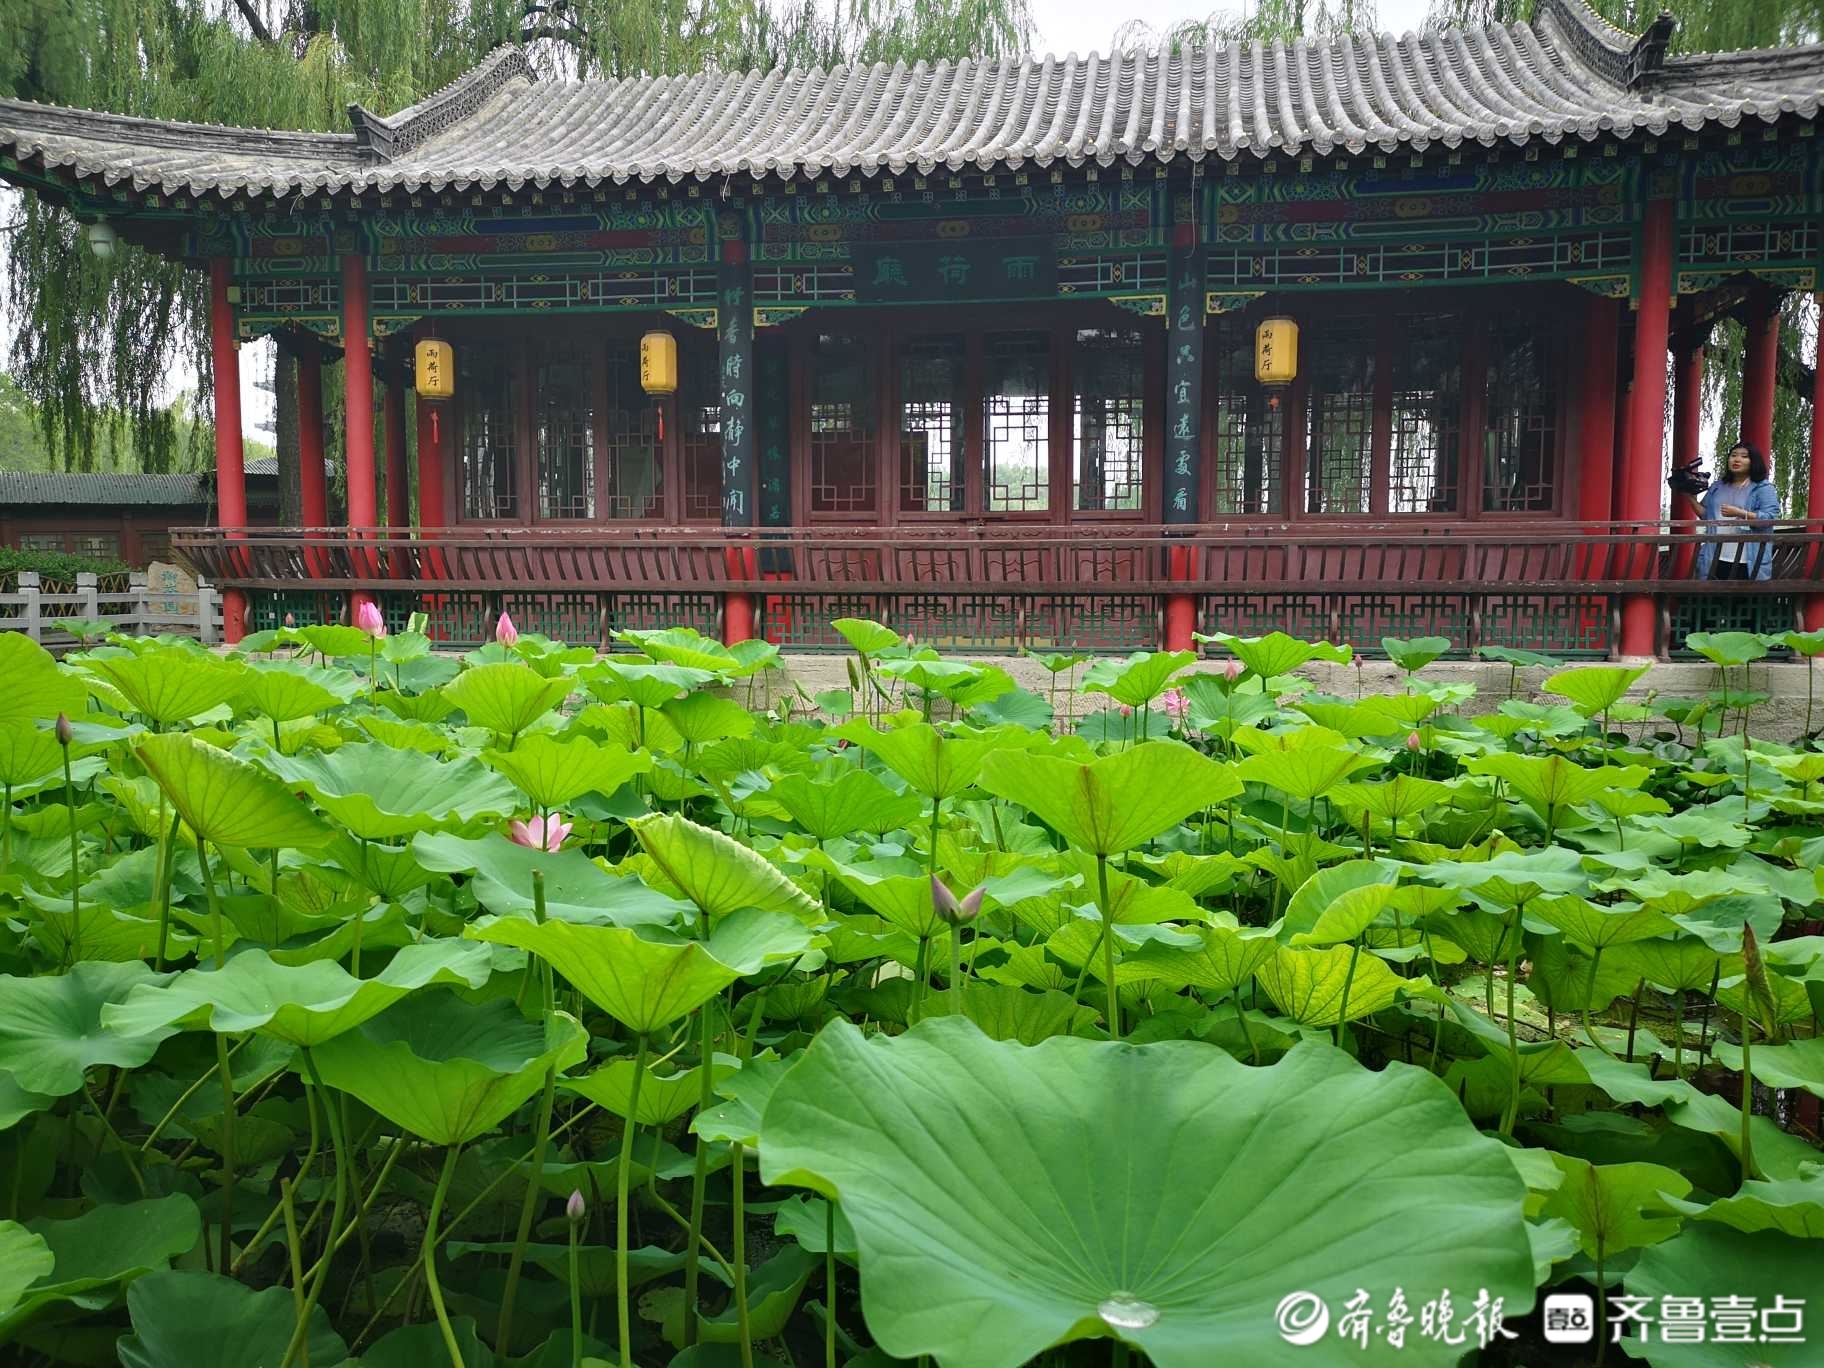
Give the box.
[0,626,1817,1367]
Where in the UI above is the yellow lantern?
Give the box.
[1254,317,1299,386]
[414,339,454,399]
[640,330,678,396]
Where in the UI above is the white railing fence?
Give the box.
[0,571,223,649]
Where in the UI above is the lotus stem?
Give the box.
[1096,854,1120,1041]
[733,1140,754,1368]
[683,1005,714,1347]
[948,925,964,1017]
[283,1048,350,1368]
[1673,990,1684,1079]
[1334,940,1362,1050]
[824,1202,838,1368]
[2,781,11,874]
[423,1143,467,1368]
[1579,947,1615,1058]
[62,744,80,967]
[1233,993,1260,1065]
[497,1064,558,1356]
[152,803,177,970]
[1740,1007,1757,1181]
[282,1177,305,1323]
[1499,898,1526,1136]
[616,1034,649,1368]
[568,1202,583,1368]
[1624,977,1644,1062]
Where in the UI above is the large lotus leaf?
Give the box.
[1542,664,1648,716]
[239,660,358,722]
[764,769,925,840]
[978,741,1241,858]
[0,1075,56,1129]
[905,982,1101,1043]
[312,994,586,1145]
[831,618,901,656]
[296,624,378,659]
[1537,1154,1691,1263]
[645,1246,818,1348]
[1288,883,1398,947]
[1663,1090,1823,1182]
[412,831,686,926]
[1620,1225,1824,1368]
[443,662,574,737]
[82,649,247,725]
[1604,935,1722,992]
[136,732,331,849]
[1200,630,1351,676]
[0,1224,52,1323]
[468,919,758,1032]
[1528,895,1677,949]
[758,1021,1531,1368]
[660,691,755,745]
[693,1056,794,1147]
[0,721,63,789]
[1077,650,1198,708]
[823,860,951,941]
[117,1270,350,1368]
[1234,743,1378,803]
[0,961,176,1097]
[630,813,820,923]
[1466,754,1647,821]
[1253,946,1407,1027]
[1327,775,1454,823]
[1119,925,1280,994]
[0,1195,201,1343]
[482,732,651,809]
[0,635,88,727]
[618,625,740,671]
[1664,1169,1824,1239]
[1713,1034,1824,1098]
[836,721,999,801]
[562,1053,739,1124]
[265,742,518,840]
[585,660,716,710]
[101,941,496,1047]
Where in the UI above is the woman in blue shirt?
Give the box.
[1693,442,1781,581]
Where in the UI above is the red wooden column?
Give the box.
[1618,198,1675,659]
[383,370,410,528]
[1669,337,1706,580]
[1577,296,1620,525]
[208,258,247,643]
[1742,288,1781,459]
[340,253,378,621]
[414,390,449,589]
[297,344,328,527]
[1806,292,1824,629]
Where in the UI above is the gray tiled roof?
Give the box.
[0,471,213,506]
[3,0,1821,199]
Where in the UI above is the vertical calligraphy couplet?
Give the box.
[1163,216,1206,525]
[718,230,757,530]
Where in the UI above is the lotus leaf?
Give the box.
[837,722,999,801]
[1666,1169,1824,1239]
[630,813,821,923]
[313,994,587,1144]
[759,1021,1530,1368]
[136,732,331,849]
[0,961,176,1096]
[831,618,901,656]
[1621,1225,1824,1367]
[479,733,652,811]
[978,741,1241,857]
[413,831,686,925]
[562,1054,739,1124]
[1254,945,1407,1026]
[117,1270,351,1368]
[1199,630,1352,676]
[764,768,924,840]
[443,662,574,738]
[265,741,518,839]
[0,1195,201,1343]
[586,660,715,710]
[101,941,496,1047]
[82,649,247,725]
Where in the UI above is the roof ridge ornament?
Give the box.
[348,45,535,162]
[1536,0,1677,90]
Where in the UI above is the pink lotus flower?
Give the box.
[1119,704,1134,717]
[354,600,385,638]
[509,814,572,853]
[496,611,519,647]
[1160,688,1189,722]
[1219,659,1243,681]
[1406,731,1422,752]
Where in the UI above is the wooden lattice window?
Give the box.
[1304,324,1375,515]
[898,334,967,514]
[459,341,518,520]
[680,334,723,522]
[1390,319,1462,514]
[1073,327,1144,512]
[533,341,595,520]
[810,333,877,516]
[1483,320,1559,513]
[984,331,1051,513]
[1207,320,1282,515]
[603,343,663,520]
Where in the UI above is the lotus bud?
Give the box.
[283,612,296,628]
[1405,731,1422,752]
[354,600,386,638]
[566,1189,586,1226]
[54,712,72,747]
[1741,924,1780,1035]
[845,658,860,690]
[931,876,984,927]
[1219,659,1243,681]
[496,611,519,647]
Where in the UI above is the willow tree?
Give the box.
[1,0,1030,477]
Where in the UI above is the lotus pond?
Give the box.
[1,617,1822,1368]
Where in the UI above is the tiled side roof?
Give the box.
[0,471,212,506]
[2,0,1821,199]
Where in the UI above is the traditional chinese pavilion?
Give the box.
[6,0,1824,656]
